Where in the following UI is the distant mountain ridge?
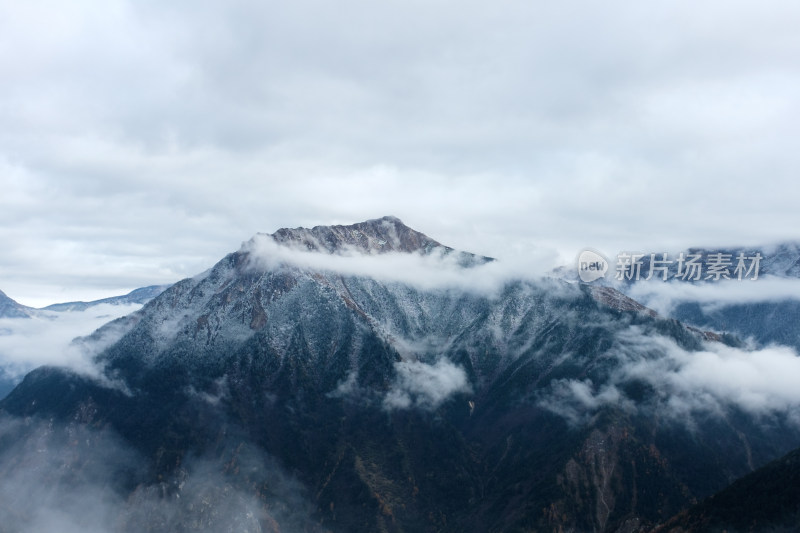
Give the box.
[42,285,171,312]
[0,285,171,317]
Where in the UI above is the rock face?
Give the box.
[1,218,799,532]
[270,215,443,255]
[266,215,491,266]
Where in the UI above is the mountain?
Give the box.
[603,242,800,352]
[0,290,33,319]
[653,445,800,532]
[42,284,171,312]
[1,217,799,532]
[662,242,800,351]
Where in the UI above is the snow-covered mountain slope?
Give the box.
[92,218,707,396]
[3,218,800,533]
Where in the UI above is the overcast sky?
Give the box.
[2,0,800,306]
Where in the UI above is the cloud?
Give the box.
[328,358,472,411]
[618,330,800,419]
[539,326,800,426]
[538,379,632,427]
[0,303,142,382]
[328,371,360,400]
[384,358,472,411]
[0,417,142,533]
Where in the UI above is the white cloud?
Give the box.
[619,330,800,418]
[384,358,472,411]
[538,379,632,427]
[540,326,800,426]
[624,277,800,316]
[243,232,558,294]
[0,303,141,381]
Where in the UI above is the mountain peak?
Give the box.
[268,216,445,255]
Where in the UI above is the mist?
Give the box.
[0,415,325,533]
[0,303,142,383]
[622,277,800,316]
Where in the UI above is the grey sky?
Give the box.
[2,0,800,306]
